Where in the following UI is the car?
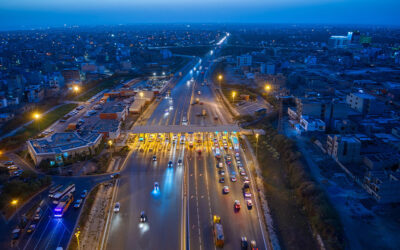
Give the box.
[153,155,157,161]
[168,161,173,168]
[223,186,230,194]
[12,228,21,239]
[250,240,257,249]
[59,119,67,123]
[246,199,253,209]
[241,236,248,249]
[74,199,82,208]
[154,182,160,191]
[81,190,88,198]
[4,160,14,166]
[240,170,246,176]
[242,176,250,182]
[140,211,148,223]
[234,200,241,211]
[218,170,225,176]
[216,162,223,168]
[219,177,225,183]
[114,202,120,212]
[26,224,36,234]
[110,172,121,179]
[177,159,183,166]
[237,160,242,165]
[231,176,237,182]
[34,207,43,221]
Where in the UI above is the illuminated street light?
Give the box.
[33,112,41,120]
[108,140,113,146]
[255,133,259,158]
[139,92,144,98]
[162,72,165,76]
[265,84,271,92]
[232,91,236,103]
[11,199,18,213]
[72,85,80,92]
[153,72,156,76]
[218,75,223,81]
[75,230,81,250]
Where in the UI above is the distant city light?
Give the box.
[33,112,41,120]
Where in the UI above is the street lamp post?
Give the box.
[232,91,236,104]
[33,112,41,131]
[218,74,223,89]
[11,199,18,214]
[108,140,114,154]
[75,230,80,250]
[255,133,259,159]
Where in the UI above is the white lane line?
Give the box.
[241,146,268,250]
[194,156,202,250]
[33,208,53,250]
[23,205,50,250]
[54,226,66,249]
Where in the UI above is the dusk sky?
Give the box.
[1,0,399,30]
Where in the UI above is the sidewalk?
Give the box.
[79,183,114,250]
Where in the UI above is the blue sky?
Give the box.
[0,0,399,30]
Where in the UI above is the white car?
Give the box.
[114,202,120,212]
[223,186,230,194]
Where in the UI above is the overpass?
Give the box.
[125,124,241,134]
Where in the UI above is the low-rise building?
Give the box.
[363,170,400,203]
[346,92,385,115]
[327,135,361,163]
[299,115,326,132]
[27,132,103,166]
[99,103,127,121]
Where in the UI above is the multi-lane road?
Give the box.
[105,35,269,250]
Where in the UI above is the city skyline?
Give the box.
[1,0,400,30]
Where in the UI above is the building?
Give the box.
[99,104,128,121]
[363,171,400,203]
[129,99,146,114]
[62,68,81,85]
[237,54,252,67]
[27,132,103,166]
[327,135,361,163]
[346,92,385,115]
[363,153,400,170]
[299,115,326,132]
[329,36,349,48]
[90,119,121,139]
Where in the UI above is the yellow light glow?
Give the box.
[11,199,18,205]
[265,84,271,91]
[218,75,223,80]
[33,113,41,120]
[73,85,80,92]
[139,92,144,98]
[232,91,236,98]
[108,140,113,146]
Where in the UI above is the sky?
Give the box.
[0,0,399,30]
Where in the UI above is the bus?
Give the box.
[213,215,224,247]
[52,184,75,204]
[54,193,74,218]
[230,136,239,151]
[48,184,63,198]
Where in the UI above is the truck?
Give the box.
[243,182,251,198]
[213,215,224,248]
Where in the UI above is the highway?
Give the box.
[106,34,268,250]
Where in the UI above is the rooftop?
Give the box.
[28,132,102,154]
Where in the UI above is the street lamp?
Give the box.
[139,92,144,98]
[255,133,259,158]
[153,72,156,77]
[265,84,271,92]
[218,74,223,89]
[232,91,236,103]
[33,112,41,131]
[73,85,80,93]
[11,199,18,213]
[75,230,80,250]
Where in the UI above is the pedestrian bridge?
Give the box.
[126,124,241,134]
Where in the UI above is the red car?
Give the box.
[234,200,241,211]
